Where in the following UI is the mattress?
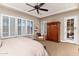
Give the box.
[0,37,48,56]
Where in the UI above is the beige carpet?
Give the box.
[38,40,79,56]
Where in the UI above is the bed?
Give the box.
[0,37,48,56]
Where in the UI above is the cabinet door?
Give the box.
[47,22,60,42]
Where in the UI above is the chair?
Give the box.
[36,33,47,49]
[36,33,45,41]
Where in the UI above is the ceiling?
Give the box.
[1,3,78,18]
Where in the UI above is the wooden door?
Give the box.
[47,22,60,42]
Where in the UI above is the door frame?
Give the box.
[47,21,60,42]
[64,16,78,44]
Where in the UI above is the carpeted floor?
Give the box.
[38,40,79,56]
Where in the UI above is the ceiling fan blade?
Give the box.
[25,3,35,8]
[28,9,36,12]
[37,9,39,14]
[39,3,45,7]
[40,8,48,11]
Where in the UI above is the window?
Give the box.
[27,20,33,35]
[41,21,47,35]
[3,16,9,37]
[2,16,16,38]
[64,16,78,44]
[67,19,74,39]
[21,20,26,35]
[10,17,15,36]
[17,19,26,35]
[0,14,34,38]
[18,19,21,35]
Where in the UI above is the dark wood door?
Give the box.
[47,22,60,42]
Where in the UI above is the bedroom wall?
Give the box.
[40,9,79,44]
[0,4,40,36]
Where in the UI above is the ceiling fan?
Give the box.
[25,3,48,14]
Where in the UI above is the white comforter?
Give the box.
[0,37,48,56]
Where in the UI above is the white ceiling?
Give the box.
[1,3,78,18]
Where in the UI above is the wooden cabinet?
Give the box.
[47,22,60,42]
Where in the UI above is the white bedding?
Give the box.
[0,37,48,56]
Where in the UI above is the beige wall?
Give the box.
[0,5,40,34]
[1,4,79,44]
[40,9,79,44]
